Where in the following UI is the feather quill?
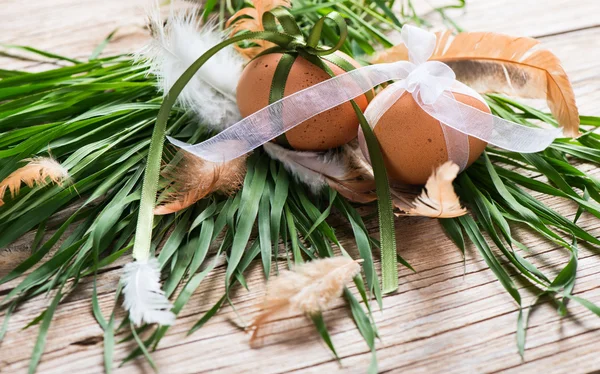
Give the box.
[139,10,244,130]
[226,0,292,59]
[263,142,376,203]
[122,258,175,326]
[397,161,466,218]
[374,31,580,137]
[154,150,247,215]
[0,157,69,206]
[250,257,361,344]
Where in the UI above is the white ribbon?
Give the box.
[169,25,562,164]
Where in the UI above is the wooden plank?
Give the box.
[1,0,600,373]
[429,0,600,38]
[0,0,192,71]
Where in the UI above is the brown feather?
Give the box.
[249,257,361,345]
[226,0,292,59]
[373,31,580,137]
[153,151,247,215]
[0,157,69,206]
[263,142,377,203]
[396,161,466,218]
[327,145,377,203]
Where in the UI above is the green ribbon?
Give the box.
[134,8,398,292]
[269,53,296,147]
[261,8,348,56]
[262,9,349,148]
[298,53,398,294]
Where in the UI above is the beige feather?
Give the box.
[0,157,69,206]
[396,161,466,218]
[263,142,377,203]
[373,31,580,137]
[249,257,362,344]
[153,151,247,215]
[226,0,292,59]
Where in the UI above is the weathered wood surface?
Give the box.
[1,0,600,373]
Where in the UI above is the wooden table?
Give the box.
[1,0,600,372]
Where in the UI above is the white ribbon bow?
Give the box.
[401,26,456,104]
[170,25,562,166]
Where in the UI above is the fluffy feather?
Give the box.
[139,10,244,130]
[250,257,361,343]
[374,31,580,137]
[226,0,292,59]
[0,157,69,206]
[122,258,175,326]
[263,142,376,203]
[154,150,247,215]
[398,161,466,218]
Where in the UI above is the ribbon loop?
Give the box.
[401,24,436,65]
[305,11,348,56]
[260,9,347,57]
[262,8,303,37]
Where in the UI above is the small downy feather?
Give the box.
[226,0,292,59]
[263,142,376,203]
[0,157,69,206]
[397,161,466,218]
[373,31,580,137]
[249,257,362,344]
[154,150,247,215]
[122,258,175,326]
[139,9,244,130]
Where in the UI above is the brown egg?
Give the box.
[364,89,489,185]
[236,51,370,151]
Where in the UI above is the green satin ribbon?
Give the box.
[261,8,348,56]
[134,8,399,293]
[269,53,296,147]
[262,9,349,151]
[297,53,398,294]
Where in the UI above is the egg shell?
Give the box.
[236,51,369,151]
[367,89,489,185]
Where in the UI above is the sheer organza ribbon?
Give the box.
[169,25,562,164]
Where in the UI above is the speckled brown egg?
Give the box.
[236,51,369,151]
[363,89,489,185]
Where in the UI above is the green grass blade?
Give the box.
[1,44,83,64]
[311,313,339,360]
[258,182,273,278]
[90,29,119,60]
[226,155,268,285]
[28,290,62,374]
[439,218,465,255]
[284,204,302,264]
[129,321,157,372]
[0,302,16,342]
[188,295,226,336]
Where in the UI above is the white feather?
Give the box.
[138,9,244,130]
[122,258,175,326]
[263,143,348,193]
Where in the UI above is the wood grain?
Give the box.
[1,0,600,373]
